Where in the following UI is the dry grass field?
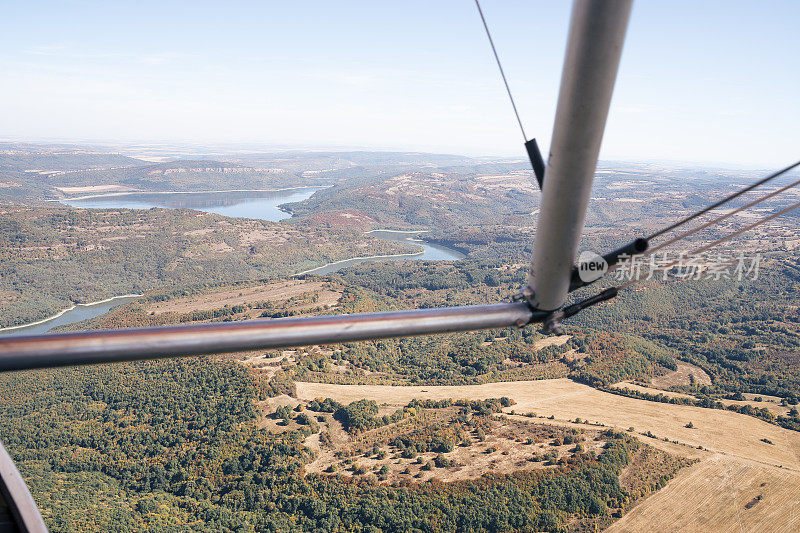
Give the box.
[145,279,340,315]
[608,456,800,533]
[296,378,800,532]
[296,379,799,467]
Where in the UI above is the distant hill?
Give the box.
[0,145,517,200]
[41,159,316,193]
[0,150,146,172]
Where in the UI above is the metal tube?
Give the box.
[0,303,545,372]
[528,0,633,310]
[0,441,48,532]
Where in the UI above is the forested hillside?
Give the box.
[0,206,412,328]
[0,358,687,532]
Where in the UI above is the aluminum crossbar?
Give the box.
[0,303,547,372]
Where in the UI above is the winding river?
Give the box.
[0,295,141,337]
[301,230,464,275]
[1,189,463,335]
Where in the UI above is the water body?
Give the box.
[0,295,140,337]
[62,188,320,222]
[11,190,464,335]
[63,190,465,272]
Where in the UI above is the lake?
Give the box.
[61,188,320,222]
[2,189,464,335]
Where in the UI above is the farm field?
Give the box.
[607,455,800,533]
[297,378,800,531]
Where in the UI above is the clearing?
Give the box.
[533,334,572,350]
[301,408,608,484]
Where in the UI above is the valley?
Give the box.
[2,144,800,531]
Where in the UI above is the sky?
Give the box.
[1,1,797,167]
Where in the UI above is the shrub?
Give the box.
[434,454,451,468]
[401,447,417,459]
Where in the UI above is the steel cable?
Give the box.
[618,198,800,291]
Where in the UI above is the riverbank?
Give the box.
[365,229,430,234]
[19,197,461,330]
[296,249,426,276]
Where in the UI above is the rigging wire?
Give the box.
[645,159,800,241]
[568,162,800,316]
[618,198,800,291]
[605,174,800,273]
[644,175,800,257]
[474,0,528,142]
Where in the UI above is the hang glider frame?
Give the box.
[0,0,633,373]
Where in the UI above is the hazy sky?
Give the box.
[1,1,797,166]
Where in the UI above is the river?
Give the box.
[61,189,464,269]
[0,295,141,337]
[1,189,463,335]
[301,230,465,275]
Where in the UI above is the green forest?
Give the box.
[0,359,666,532]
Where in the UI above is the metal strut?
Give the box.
[569,237,648,292]
[528,0,633,320]
[0,440,48,532]
[525,138,546,189]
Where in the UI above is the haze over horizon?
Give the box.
[2,1,798,167]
